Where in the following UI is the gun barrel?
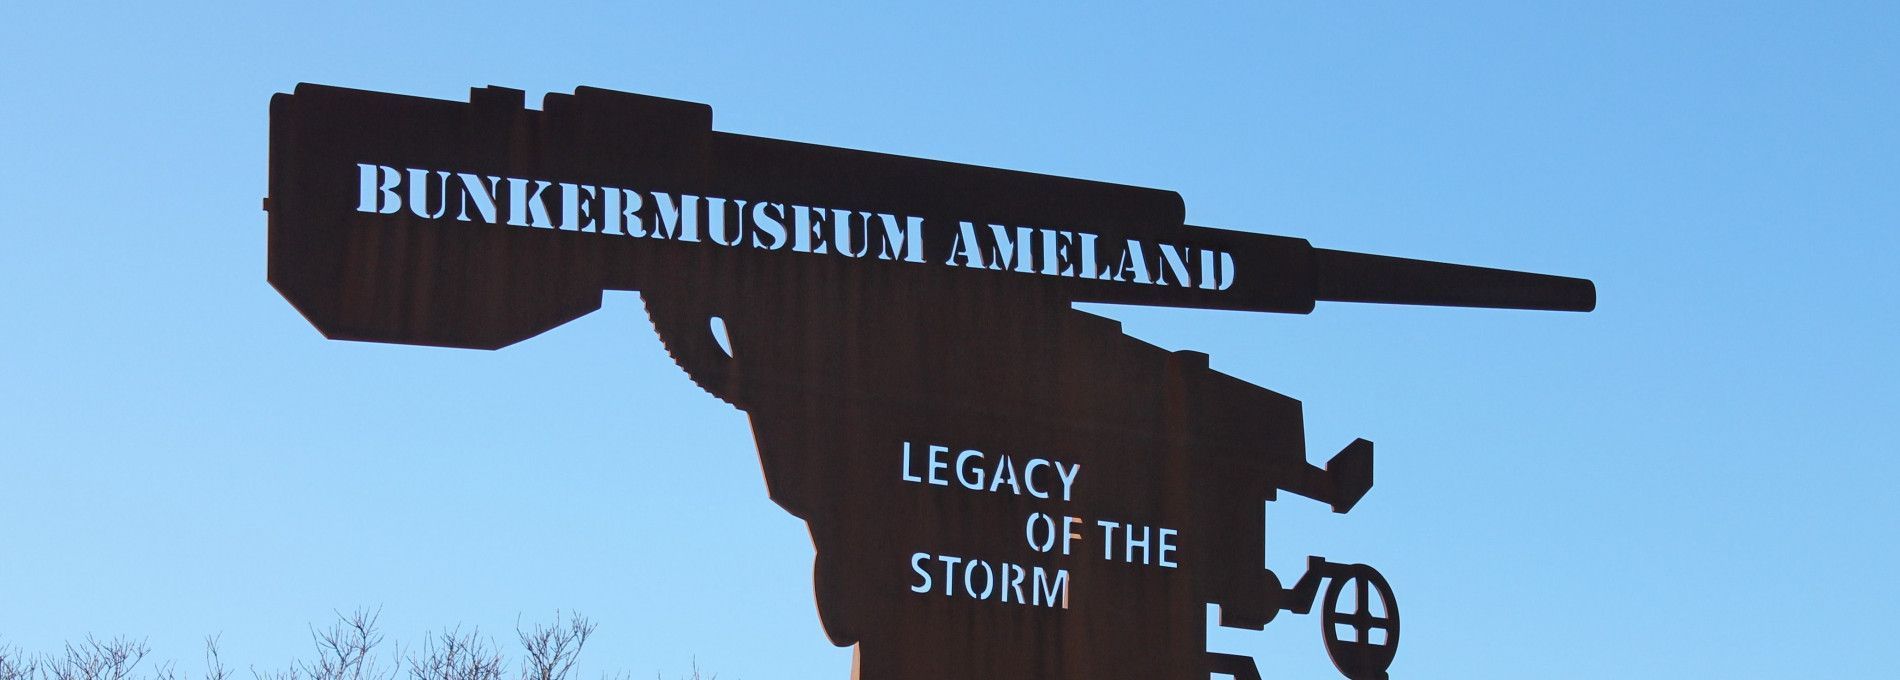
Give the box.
[1313,248,1597,312]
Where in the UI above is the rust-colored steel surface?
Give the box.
[266,83,1595,680]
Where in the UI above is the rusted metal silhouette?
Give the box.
[265,84,1594,680]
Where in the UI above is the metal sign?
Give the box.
[265,83,1594,680]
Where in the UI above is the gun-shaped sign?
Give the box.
[266,84,1595,680]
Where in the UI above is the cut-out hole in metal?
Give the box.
[710,316,732,357]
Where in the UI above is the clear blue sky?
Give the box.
[2,2,1895,678]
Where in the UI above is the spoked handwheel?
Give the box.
[1320,564,1399,680]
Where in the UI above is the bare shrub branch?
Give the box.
[248,665,301,680]
[653,658,713,680]
[0,610,704,680]
[203,636,229,680]
[39,636,153,680]
[404,628,501,680]
[298,609,395,680]
[515,613,594,680]
[1,642,40,680]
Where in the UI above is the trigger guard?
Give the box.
[642,293,746,409]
